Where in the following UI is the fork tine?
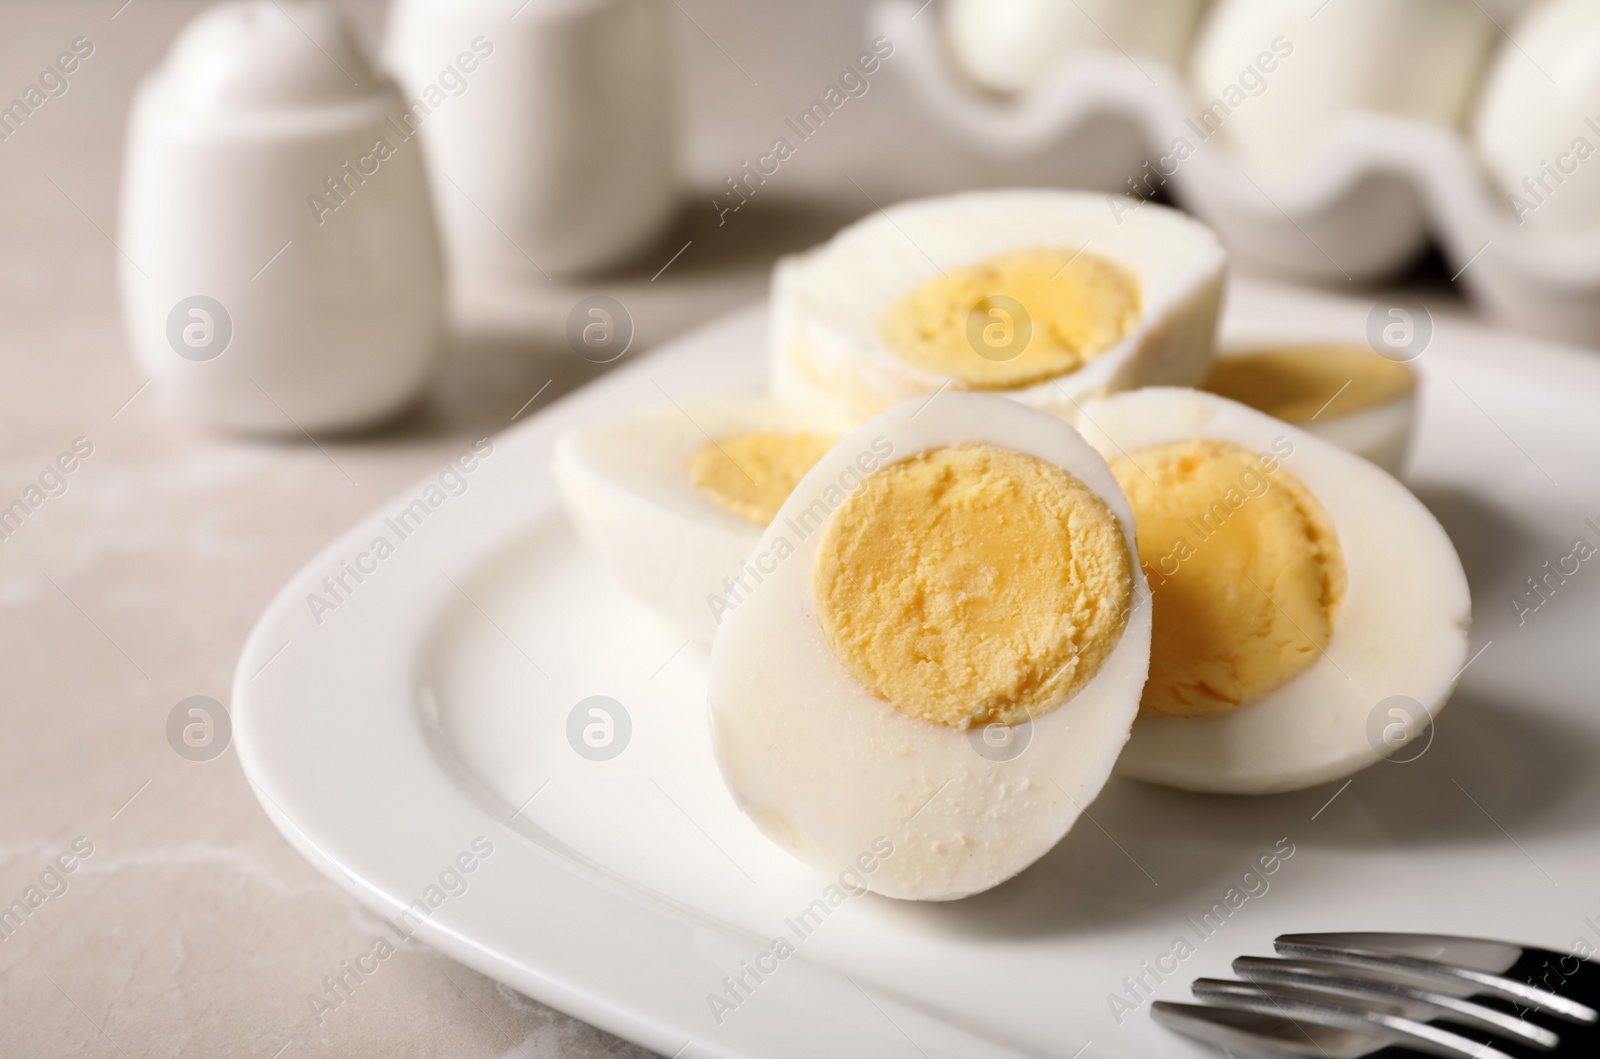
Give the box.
[1152,998,1510,1059]
[1185,979,1521,1059]
[1232,955,1561,1050]
[1275,932,1598,1025]
[1151,1000,1392,1059]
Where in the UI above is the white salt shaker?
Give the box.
[383,0,678,280]
[119,1,443,435]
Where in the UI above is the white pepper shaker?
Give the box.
[119,1,443,435]
[383,0,678,281]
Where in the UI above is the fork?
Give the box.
[1151,932,1599,1058]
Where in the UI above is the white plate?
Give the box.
[235,279,1600,1059]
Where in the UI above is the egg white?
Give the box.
[1073,387,1471,794]
[553,397,856,644]
[1298,392,1415,476]
[769,189,1227,421]
[707,392,1152,901]
[944,0,1208,95]
[1475,0,1600,232]
[1192,0,1496,167]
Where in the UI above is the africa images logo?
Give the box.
[166,296,233,361]
[305,439,495,625]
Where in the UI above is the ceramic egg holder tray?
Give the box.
[873,0,1600,348]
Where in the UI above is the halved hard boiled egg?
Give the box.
[1202,343,1418,474]
[770,190,1227,421]
[1072,387,1470,794]
[554,397,857,644]
[708,392,1152,900]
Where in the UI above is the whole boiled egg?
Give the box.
[771,189,1226,422]
[554,397,857,644]
[1475,0,1600,232]
[708,392,1152,900]
[944,0,1210,96]
[1072,387,1470,794]
[1201,343,1418,474]
[1191,0,1498,168]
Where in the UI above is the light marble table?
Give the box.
[0,2,1480,1057]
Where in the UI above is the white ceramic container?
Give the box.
[383,0,678,281]
[119,1,443,435]
[874,0,1600,348]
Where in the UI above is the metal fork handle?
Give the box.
[1276,933,1599,1025]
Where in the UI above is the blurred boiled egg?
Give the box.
[1476,0,1600,232]
[554,397,856,644]
[944,0,1210,96]
[708,392,1152,900]
[1073,387,1470,794]
[1191,0,1498,168]
[1202,343,1418,474]
[771,189,1226,422]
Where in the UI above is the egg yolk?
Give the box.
[814,442,1133,729]
[1203,345,1416,424]
[1110,439,1347,719]
[880,247,1141,389]
[688,431,839,527]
